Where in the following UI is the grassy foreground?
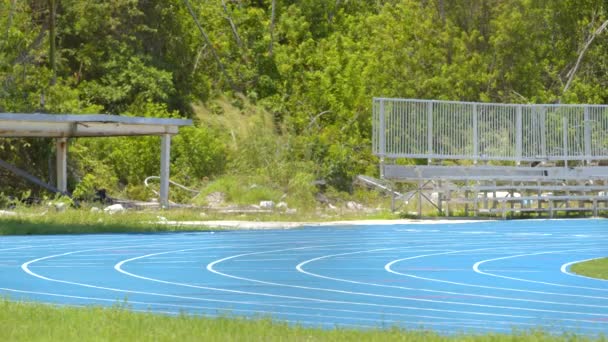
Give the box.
[0,300,604,342]
[570,258,608,280]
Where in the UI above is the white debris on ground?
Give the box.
[103,204,125,214]
[0,210,16,216]
[157,219,487,229]
[205,192,226,208]
[259,200,275,209]
[346,201,364,210]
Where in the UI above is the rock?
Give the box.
[54,202,67,212]
[205,192,226,208]
[157,216,167,222]
[315,193,330,204]
[104,204,125,214]
[259,200,275,209]
[0,210,16,216]
[328,203,337,210]
[90,207,101,213]
[286,208,297,214]
[276,201,288,209]
[346,201,364,210]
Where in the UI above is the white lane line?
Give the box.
[234,259,296,262]
[11,234,608,330]
[386,248,608,300]
[296,247,608,309]
[206,245,608,315]
[16,231,608,328]
[473,249,608,291]
[23,245,541,321]
[0,246,34,252]
[20,242,546,322]
[561,257,608,282]
[114,245,571,320]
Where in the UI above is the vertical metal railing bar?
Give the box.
[563,116,568,166]
[394,101,398,155]
[378,100,386,158]
[583,107,592,164]
[372,99,378,154]
[540,107,547,160]
[473,103,478,162]
[392,102,396,155]
[427,101,433,158]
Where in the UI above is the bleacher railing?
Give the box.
[372,98,608,163]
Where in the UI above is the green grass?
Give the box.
[0,206,402,235]
[0,300,604,341]
[570,258,608,280]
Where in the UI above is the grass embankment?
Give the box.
[0,206,400,235]
[0,300,603,342]
[570,258,608,280]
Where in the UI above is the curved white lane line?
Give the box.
[206,245,608,316]
[115,246,560,320]
[473,249,608,291]
[14,230,608,329]
[384,258,608,299]
[0,246,34,252]
[296,248,608,307]
[23,240,519,323]
[561,257,608,282]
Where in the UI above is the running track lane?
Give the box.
[0,219,607,336]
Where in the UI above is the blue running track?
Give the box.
[0,219,607,336]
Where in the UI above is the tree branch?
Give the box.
[182,0,238,92]
[220,0,243,49]
[3,0,17,47]
[563,19,608,94]
[268,0,276,56]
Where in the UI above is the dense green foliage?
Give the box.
[1,1,608,205]
[570,257,608,280]
[0,300,605,341]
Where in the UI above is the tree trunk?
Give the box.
[563,19,608,95]
[268,0,276,56]
[48,0,57,86]
[3,0,17,46]
[182,0,237,92]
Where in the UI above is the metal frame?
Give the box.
[373,98,608,163]
[0,113,192,208]
[372,99,608,218]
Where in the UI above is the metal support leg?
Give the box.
[417,180,422,218]
[56,137,68,193]
[160,134,171,208]
[464,190,469,217]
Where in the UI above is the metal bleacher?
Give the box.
[372,98,608,218]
